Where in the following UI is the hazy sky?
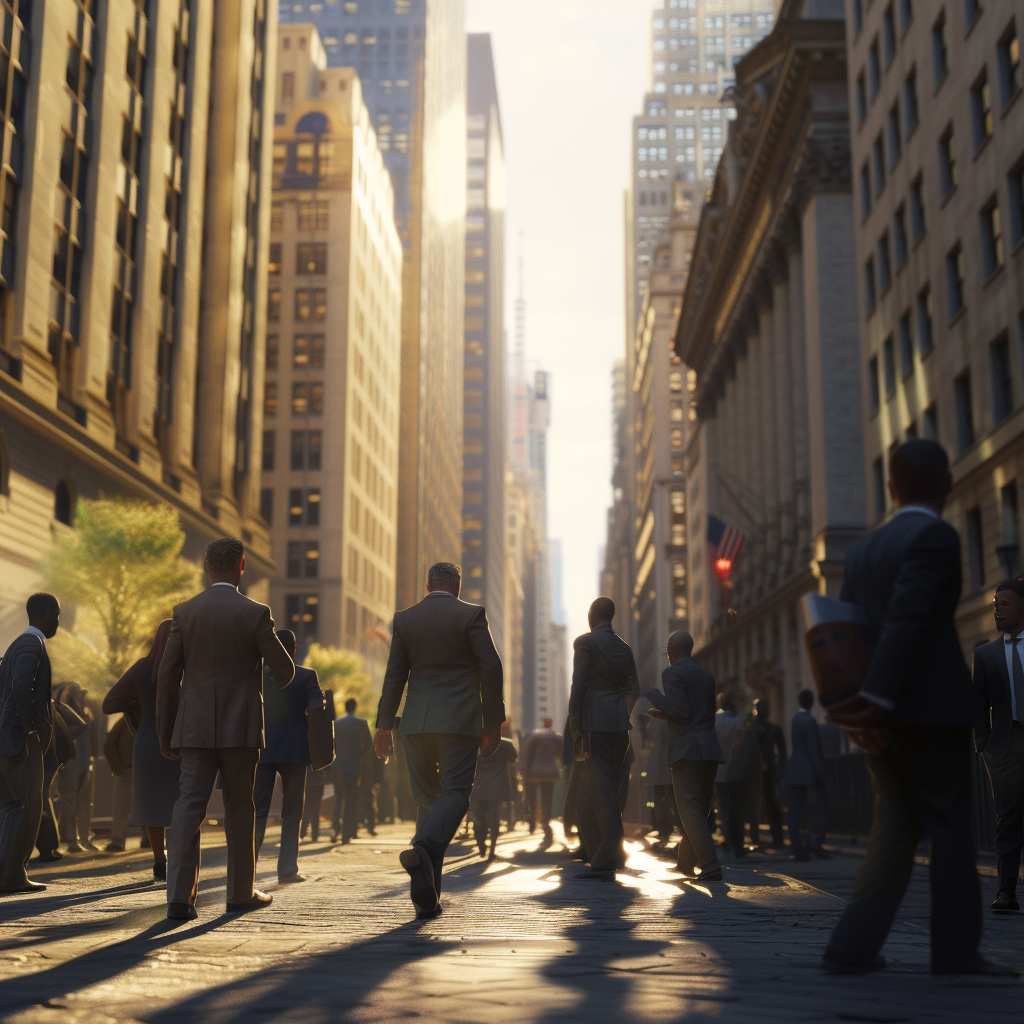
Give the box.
[465,1,649,648]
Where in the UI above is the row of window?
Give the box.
[264,381,324,417]
[268,243,327,276]
[270,199,329,233]
[267,287,327,322]
[263,429,322,471]
[259,487,321,527]
[266,334,324,370]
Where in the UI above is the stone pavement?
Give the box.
[0,822,1022,1024]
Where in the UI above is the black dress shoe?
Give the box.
[226,890,273,913]
[399,845,438,914]
[105,842,125,853]
[167,902,197,920]
[0,880,46,895]
[416,901,443,920]
[153,862,167,882]
[696,869,724,882]
[34,851,63,863]
[991,892,1021,913]
[821,954,886,975]
[934,956,1020,977]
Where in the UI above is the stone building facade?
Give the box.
[675,2,865,722]
[845,0,1024,648]
[0,0,276,643]
[263,26,402,668]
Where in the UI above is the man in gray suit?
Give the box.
[157,539,295,920]
[782,689,830,861]
[333,698,372,843]
[568,597,640,879]
[0,593,59,895]
[647,631,724,880]
[375,562,504,918]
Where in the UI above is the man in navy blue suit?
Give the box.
[253,629,324,883]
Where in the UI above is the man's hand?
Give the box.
[825,693,887,730]
[159,736,181,761]
[647,708,667,720]
[374,728,393,761]
[479,724,501,758]
[569,716,582,741]
[843,727,887,755]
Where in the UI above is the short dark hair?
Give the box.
[206,538,244,574]
[345,697,357,714]
[26,593,59,620]
[427,562,461,591]
[996,579,1024,600]
[589,597,615,624]
[798,688,815,710]
[276,629,297,656]
[667,630,694,656]
[889,439,951,505]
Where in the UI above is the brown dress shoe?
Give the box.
[226,890,273,913]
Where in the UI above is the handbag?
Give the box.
[307,700,336,772]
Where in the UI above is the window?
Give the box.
[293,334,324,368]
[853,0,864,35]
[878,233,892,292]
[923,402,938,439]
[894,205,908,267]
[263,382,277,417]
[991,333,1013,422]
[265,334,278,371]
[288,487,321,526]
[295,287,326,320]
[1002,482,1020,551]
[971,72,993,150]
[268,243,282,274]
[864,257,877,313]
[296,243,327,275]
[964,0,981,28]
[898,0,913,32]
[54,480,72,526]
[856,73,867,124]
[898,311,914,375]
[1009,163,1024,247]
[916,287,934,352]
[883,336,897,396]
[267,287,280,322]
[980,200,1004,276]
[910,177,926,239]
[998,23,1021,107]
[887,102,902,166]
[287,541,319,579]
[873,457,886,520]
[282,72,294,101]
[904,68,919,134]
[286,594,319,647]
[939,126,957,197]
[298,200,329,230]
[290,429,322,470]
[955,371,975,451]
[869,355,881,412]
[873,135,886,195]
[260,488,273,525]
[869,39,881,98]
[262,430,275,471]
[860,162,872,218]
[883,6,897,64]
[932,14,949,85]
[966,507,986,590]
[292,381,323,415]
[946,244,966,316]
[271,202,284,231]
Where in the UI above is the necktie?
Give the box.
[1011,639,1024,724]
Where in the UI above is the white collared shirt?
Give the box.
[892,503,940,520]
[23,625,47,650]
[211,582,238,590]
[1004,633,1023,722]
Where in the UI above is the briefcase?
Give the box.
[307,702,335,772]
[801,593,874,709]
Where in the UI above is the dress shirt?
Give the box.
[1004,633,1024,723]
[23,625,47,650]
[211,582,238,589]
[891,504,940,520]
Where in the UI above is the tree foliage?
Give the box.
[42,497,202,691]
[304,643,378,717]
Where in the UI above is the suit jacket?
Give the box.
[568,624,639,733]
[657,657,725,765]
[376,591,505,737]
[156,585,295,748]
[0,632,52,758]
[521,727,563,781]
[715,710,760,783]
[755,719,787,777]
[974,637,1018,760]
[333,714,372,774]
[782,710,827,786]
[262,664,324,764]
[471,737,517,802]
[840,509,972,725]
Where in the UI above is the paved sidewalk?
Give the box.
[0,822,1021,1023]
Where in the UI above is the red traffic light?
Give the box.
[713,557,733,584]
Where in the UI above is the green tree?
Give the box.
[42,496,202,692]
[304,643,378,717]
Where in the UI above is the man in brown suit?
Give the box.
[157,538,294,920]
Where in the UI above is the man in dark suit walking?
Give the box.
[333,699,372,843]
[647,631,724,880]
[157,538,295,920]
[823,440,1009,976]
[973,578,1024,913]
[521,717,563,844]
[753,697,787,849]
[782,689,830,861]
[254,629,324,884]
[568,597,639,879]
[0,593,59,895]
[375,562,504,918]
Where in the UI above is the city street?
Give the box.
[0,823,1021,1024]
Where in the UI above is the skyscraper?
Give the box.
[0,0,277,638]
[263,26,403,667]
[461,33,506,663]
[279,0,467,611]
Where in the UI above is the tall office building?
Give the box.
[280,0,467,611]
[462,33,506,662]
[845,0,1024,650]
[0,0,277,640]
[263,26,402,667]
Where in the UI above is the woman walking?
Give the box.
[102,620,178,880]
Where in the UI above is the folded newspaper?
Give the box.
[800,593,873,708]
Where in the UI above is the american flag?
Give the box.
[707,514,745,564]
